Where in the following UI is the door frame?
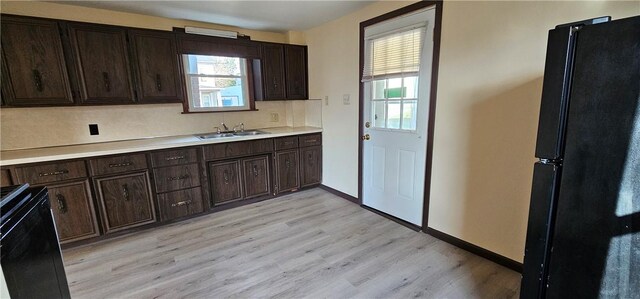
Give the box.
[358,1,443,229]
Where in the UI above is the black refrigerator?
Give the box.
[521,16,639,299]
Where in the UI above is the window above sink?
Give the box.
[183,54,251,112]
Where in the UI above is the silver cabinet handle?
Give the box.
[122,184,130,201]
[56,193,67,214]
[167,174,190,181]
[223,170,229,184]
[32,69,43,92]
[109,162,133,168]
[156,74,162,91]
[165,155,185,161]
[39,169,69,177]
[171,200,192,207]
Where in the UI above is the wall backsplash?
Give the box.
[0,100,321,151]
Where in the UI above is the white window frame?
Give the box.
[183,55,250,112]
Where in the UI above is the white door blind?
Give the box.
[362,26,425,81]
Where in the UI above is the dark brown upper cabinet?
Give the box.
[128,29,182,103]
[68,23,135,104]
[260,44,287,100]
[256,43,308,101]
[284,45,308,100]
[0,16,74,106]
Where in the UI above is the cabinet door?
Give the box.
[1,16,74,106]
[95,171,156,233]
[275,150,299,194]
[300,146,322,187]
[261,44,286,100]
[242,155,270,199]
[68,23,135,104]
[129,29,182,103]
[284,45,308,100]
[209,160,242,205]
[47,180,100,243]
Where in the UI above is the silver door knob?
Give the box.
[362,134,370,140]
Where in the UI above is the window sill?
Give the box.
[181,108,259,114]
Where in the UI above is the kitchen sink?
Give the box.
[195,130,269,140]
[196,133,235,139]
[233,130,269,136]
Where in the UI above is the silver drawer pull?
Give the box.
[305,139,317,143]
[284,141,294,145]
[39,170,69,177]
[109,162,133,168]
[165,155,185,161]
[56,193,67,214]
[167,174,190,181]
[171,200,192,207]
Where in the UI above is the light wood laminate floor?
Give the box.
[63,188,521,298]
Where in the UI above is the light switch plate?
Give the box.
[325,96,329,106]
[343,94,350,105]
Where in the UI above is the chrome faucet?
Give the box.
[233,123,245,132]
[221,122,229,131]
[213,126,222,134]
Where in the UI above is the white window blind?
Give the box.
[362,26,426,82]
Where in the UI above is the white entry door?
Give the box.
[362,8,435,226]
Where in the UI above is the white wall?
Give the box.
[306,1,415,197]
[306,0,639,262]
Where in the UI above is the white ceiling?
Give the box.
[53,1,375,32]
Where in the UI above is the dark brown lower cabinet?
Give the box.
[275,150,299,194]
[95,171,156,233]
[1,169,12,187]
[47,180,100,243]
[209,160,242,205]
[242,155,270,199]
[157,187,204,221]
[300,146,322,188]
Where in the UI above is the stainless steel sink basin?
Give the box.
[196,133,235,139]
[195,130,269,140]
[233,130,269,136]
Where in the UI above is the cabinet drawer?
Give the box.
[203,139,273,161]
[299,134,322,147]
[274,136,298,151]
[47,180,100,243]
[16,160,87,185]
[95,171,156,233]
[153,164,200,193]
[89,153,148,176]
[150,148,198,168]
[157,187,204,221]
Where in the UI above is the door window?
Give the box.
[363,26,425,132]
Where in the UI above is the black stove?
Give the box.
[1,184,71,299]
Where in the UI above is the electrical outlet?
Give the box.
[343,94,350,105]
[270,113,279,122]
[325,96,329,106]
[89,124,99,135]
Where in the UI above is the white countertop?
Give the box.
[0,126,322,166]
